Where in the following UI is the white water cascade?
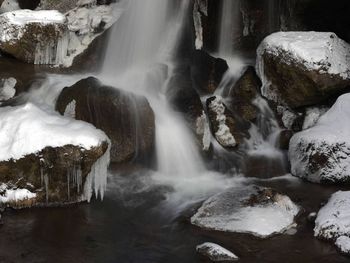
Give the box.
[101,0,237,210]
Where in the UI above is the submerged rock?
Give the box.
[0,103,109,208]
[191,50,228,95]
[56,77,155,165]
[0,10,68,64]
[191,185,300,238]
[206,96,249,149]
[229,66,261,123]
[257,32,350,108]
[314,191,350,255]
[289,94,350,184]
[196,242,238,262]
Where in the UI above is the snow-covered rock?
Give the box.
[208,96,236,148]
[191,186,300,238]
[257,32,350,108]
[63,4,121,67]
[0,184,36,208]
[290,93,350,183]
[0,9,68,64]
[0,102,110,207]
[196,242,238,262]
[314,191,350,255]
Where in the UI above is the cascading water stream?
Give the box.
[100,0,237,210]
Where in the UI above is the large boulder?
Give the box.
[191,50,228,95]
[56,77,155,165]
[257,32,350,108]
[191,185,300,238]
[0,10,68,64]
[206,96,250,149]
[0,103,109,208]
[314,191,350,255]
[289,93,350,184]
[229,66,261,122]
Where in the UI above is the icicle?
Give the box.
[44,174,49,204]
[83,144,110,202]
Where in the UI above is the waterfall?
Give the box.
[101,0,235,209]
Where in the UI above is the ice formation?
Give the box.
[289,94,350,183]
[196,111,211,151]
[0,77,16,101]
[0,0,20,13]
[208,96,236,147]
[0,103,108,161]
[64,99,77,118]
[196,242,239,261]
[191,186,300,238]
[302,106,328,130]
[193,0,207,49]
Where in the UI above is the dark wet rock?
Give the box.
[191,50,228,95]
[206,96,250,149]
[191,185,300,238]
[17,0,40,9]
[37,0,80,13]
[229,66,260,122]
[196,242,238,262]
[278,129,294,150]
[56,77,156,165]
[257,32,350,109]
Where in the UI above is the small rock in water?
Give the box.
[196,242,238,262]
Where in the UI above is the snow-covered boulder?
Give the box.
[289,93,350,184]
[314,191,350,255]
[196,242,238,262]
[191,186,300,238]
[206,96,249,148]
[257,32,350,108]
[0,103,110,208]
[0,10,68,64]
[56,77,155,165]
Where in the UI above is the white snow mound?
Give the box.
[0,103,108,161]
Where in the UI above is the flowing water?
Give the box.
[0,1,348,262]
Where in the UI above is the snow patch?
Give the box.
[209,96,236,147]
[277,106,298,130]
[302,106,329,130]
[196,242,238,262]
[0,184,36,204]
[0,102,108,161]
